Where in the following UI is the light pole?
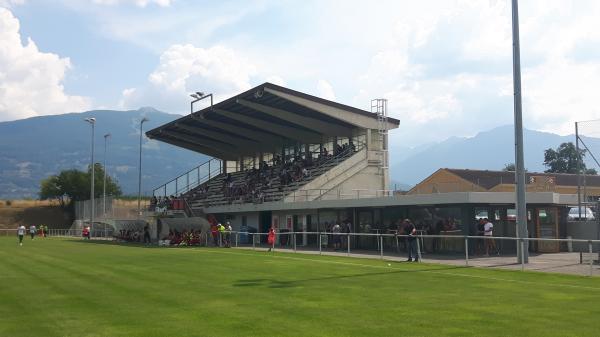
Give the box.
[84,117,96,236]
[190,91,213,115]
[138,117,149,217]
[103,133,111,216]
[511,0,528,263]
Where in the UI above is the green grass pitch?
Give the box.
[1,236,599,337]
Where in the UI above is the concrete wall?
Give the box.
[566,220,600,251]
[285,148,386,202]
[225,212,259,232]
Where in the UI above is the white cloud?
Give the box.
[316,80,335,100]
[92,0,171,7]
[120,44,257,113]
[353,0,600,145]
[0,8,90,122]
[0,0,24,8]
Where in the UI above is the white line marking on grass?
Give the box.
[192,248,600,292]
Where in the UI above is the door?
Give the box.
[537,208,559,253]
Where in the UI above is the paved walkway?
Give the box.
[235,245,600,277]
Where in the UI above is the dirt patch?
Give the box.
[0,200,72,229]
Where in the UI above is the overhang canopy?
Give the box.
[146,82,400,159]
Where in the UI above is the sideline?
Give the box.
[192,247,600,292]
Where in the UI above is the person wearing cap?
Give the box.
[217,223,226,247]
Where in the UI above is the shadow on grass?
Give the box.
[233,265,465,289]
[65,239,163,249]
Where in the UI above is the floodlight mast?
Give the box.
[190,91,213,115]
[103,133,111,216]
[84,117,96,236]
[138,117,149,218]
[511,0,528,263]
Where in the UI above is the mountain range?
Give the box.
[0,108,209,199]
[1,109,598,199]
[389,125,600,188]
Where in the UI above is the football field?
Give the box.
[1,236,599,337]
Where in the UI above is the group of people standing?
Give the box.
[16,224,47,246]
[209,222,233,248]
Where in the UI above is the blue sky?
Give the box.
[1,0,600,148]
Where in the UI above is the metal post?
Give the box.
[512,0,528,264]
[379,234,383,260]
[252,233,255,250]
[84,117,96,235]
[520,239,525,271]
[293,232,297,252]
[103,133,110,217]
[465,236,469,266]
[319,232,322,255]
[205,232,209,246]
[138,117,148,218]
[347,234,350,256]
[589,241,593,277]
[416,234,422,262]
[576,122,582,219]
[235,232,238,247]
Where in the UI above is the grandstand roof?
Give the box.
[146,82,400,160]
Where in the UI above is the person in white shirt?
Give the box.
[17,225,26,246]
[29,225,36,240]
[332,223,341,250]
[483,218,497,256]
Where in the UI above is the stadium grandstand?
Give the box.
[147,82,399,211]
[146,83,593,255]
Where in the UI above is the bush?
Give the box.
[5,200,12,206]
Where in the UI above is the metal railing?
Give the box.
[222,231,600,277]
[5,228,598,276]
[153,158,222,197]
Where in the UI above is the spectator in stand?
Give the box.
[349,140,356,152]
[334,143,342,155]
[150,196,157,211]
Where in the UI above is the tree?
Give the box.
[544,142,597,175]
[503,163,516,171]
[39,164,122,206]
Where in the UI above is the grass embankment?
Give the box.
[0,200,69,229]
[1,237,599,337]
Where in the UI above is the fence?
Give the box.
[223,231,600,277]
[4,227,598,277]
[153,158,222,197]
[74,197,149,221]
